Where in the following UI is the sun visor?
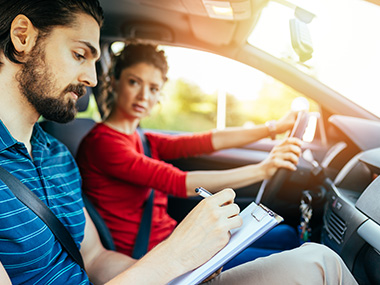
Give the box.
[188,15,237,45]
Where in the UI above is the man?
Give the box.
[0,0,358,284]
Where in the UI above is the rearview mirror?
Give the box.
[289,18,313,62]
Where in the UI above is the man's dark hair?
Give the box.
[0,0,104,64]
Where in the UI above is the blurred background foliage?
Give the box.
[140,77,318,132]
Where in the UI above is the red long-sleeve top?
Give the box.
[76,123,214,256]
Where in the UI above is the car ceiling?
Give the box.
[99,0,268,50]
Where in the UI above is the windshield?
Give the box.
[248,0,380,118]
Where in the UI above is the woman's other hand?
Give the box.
[275,110,300,134]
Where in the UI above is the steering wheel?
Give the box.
[260,111,310,205]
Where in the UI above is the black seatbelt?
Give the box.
[132,127,154,259]
[0,166,85,269]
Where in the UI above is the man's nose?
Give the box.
[79,63,98,87]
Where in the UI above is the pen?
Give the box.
[195,187,212,198]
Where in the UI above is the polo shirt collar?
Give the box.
[33,122,52,147]
[0,120,17,152]
[0,120,51,152]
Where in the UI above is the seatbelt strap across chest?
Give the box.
[132,127,154,259]
[0,166,85,269]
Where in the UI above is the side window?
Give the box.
[138,46,318,133]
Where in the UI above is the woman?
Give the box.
[76,43,302,262]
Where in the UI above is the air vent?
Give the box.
[325,211,347,244]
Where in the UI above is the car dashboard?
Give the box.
[321,115,380,285]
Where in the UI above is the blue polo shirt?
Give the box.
[0,120,90,284]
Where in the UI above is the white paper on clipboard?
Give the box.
[169,201,283,285]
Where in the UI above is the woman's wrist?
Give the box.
[265,120,277,140]
[248,163,268,182]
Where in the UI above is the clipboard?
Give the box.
[169,201,283,285]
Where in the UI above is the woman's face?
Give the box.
[113,62,164,120]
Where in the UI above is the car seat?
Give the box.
[40,88,116,251]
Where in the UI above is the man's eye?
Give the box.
[74,52,85,60]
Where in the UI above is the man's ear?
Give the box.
[10,15,38,56]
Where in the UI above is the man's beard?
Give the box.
[16,41,87,123]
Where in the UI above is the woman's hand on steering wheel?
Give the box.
[259,137,302,180]
[260,111,310,205]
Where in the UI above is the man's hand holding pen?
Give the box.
[195,188,226,284]
[162,188,242,277]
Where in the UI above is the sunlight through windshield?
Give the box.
[248,0,380,118]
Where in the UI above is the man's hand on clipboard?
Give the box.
[163,188,242,276]
[168,191,282,284]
